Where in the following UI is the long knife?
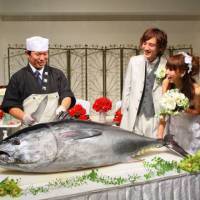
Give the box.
[31,96,48,122]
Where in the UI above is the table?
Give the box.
[0,116,21,139]
[0,147,199,200]
[90,115,114,125]
[0,89,21,139]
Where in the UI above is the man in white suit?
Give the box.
[120,28,168,138]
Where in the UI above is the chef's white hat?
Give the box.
[26,36,49,51]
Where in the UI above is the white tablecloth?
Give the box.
[0,147,199,200]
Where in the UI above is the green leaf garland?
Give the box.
[1,151,200,198]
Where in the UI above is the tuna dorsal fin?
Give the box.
[60,129,102,140]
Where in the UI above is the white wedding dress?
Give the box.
[168,113,200,154]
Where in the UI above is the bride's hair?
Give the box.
[166,53,200,100]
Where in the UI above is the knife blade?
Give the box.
[31,96,48,122]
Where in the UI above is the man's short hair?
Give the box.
[140,28,168,56]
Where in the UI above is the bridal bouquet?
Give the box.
[159,89,189,116]
[92,97,112,113]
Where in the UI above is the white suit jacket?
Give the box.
[120,55,167,131]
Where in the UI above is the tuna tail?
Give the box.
[163,134,189,157]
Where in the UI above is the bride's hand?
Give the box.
[185,108,199,115]
[157,115,166,139]
[162,78,170,93]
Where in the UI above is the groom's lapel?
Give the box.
[139,56,146,86]
[153,56,167,91]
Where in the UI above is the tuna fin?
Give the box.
[121,156,143,163]
[163,134,189,157]
[128,156,144,163]
[60,129,102,140]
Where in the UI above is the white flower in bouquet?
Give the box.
[159,89,189,116]
[154,66,166,83]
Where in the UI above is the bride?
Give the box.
[157,52,200,154]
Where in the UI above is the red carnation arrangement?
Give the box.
[68,104,89,121]
[112,108,122,126]
[92,97,112,113]
[0,110,4,120]
[0,106,4,120]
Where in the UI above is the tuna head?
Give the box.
[0,125,57,172]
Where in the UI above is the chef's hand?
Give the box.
[22,113,35,126]
[56,105,73,120]
[56,111,72,120]
[56,105,66,116]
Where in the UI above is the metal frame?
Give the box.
[7,45,193,106]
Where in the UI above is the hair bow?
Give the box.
[179,52,192,73]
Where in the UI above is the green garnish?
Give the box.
[178,150,200,173]
[2,150,200,197]
[0,177,22,197]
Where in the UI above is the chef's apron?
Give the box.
[23,92,59,125]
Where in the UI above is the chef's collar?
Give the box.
[29,63,44,76]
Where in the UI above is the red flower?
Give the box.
[68,104,89,121]
[92,97,112,113]
[78,115,89,121]
[0,109,4,120]
[112,108,122,126]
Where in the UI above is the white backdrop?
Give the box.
[0,0,200,84]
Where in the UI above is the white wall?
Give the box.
[1,20,200,84]
[0,0,200,84]
[0,0,200,14]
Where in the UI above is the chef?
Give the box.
[2,36,76,126]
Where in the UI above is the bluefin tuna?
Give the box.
[0,120,181,173]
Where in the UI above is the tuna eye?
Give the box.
[11,139,20,145]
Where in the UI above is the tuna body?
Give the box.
[0,120,160,173]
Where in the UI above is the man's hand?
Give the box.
[22,113,35,126]
[56,111,72,120]
[56,105,66,116]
